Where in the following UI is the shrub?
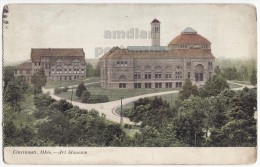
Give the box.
[81,90,91,103]
[54,88,63,94]
[87,95,109,103]
[76,83,87,97]
[63,86,69,92]
[124,124,129,129]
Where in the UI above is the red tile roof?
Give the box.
[31,48,85,63]
[168,34,211,45]
[16,61,32,70]
[100,47,214,59]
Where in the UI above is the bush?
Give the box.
[63,86,69,92]
[124,124,129,129]
[87,95,109,103]
[76,83,87,97]
[54,88,63,94]
[54,87,68,94]
[81,90,91,103]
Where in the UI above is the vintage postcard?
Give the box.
[1,3,258,165]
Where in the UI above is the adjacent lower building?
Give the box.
[14,48,86,81]
[100,19,215,89]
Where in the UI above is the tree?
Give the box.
[199,74,229,97]
[4,81,22,112]
[93,61,100,77]
[76,83,87,97]
[173,96,209,146]
[103,124,124,146]
[81,90,91,103]
[85,63,94,78]
[214,66,221,75]
[31,69,47,93]
[209,88,257,146]
[250,69,257,86]
[129,97,174,129]
[222,67,239,80]
[178,78,198,101]
[3,66,15,91]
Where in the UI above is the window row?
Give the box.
[117,61,128,67]
[135,72,183,79]
[119,82,183,89]
[51,69,84,74]
[51,75,84,81]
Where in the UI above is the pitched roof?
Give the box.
[16,61,32,70]
[31,48,85,62]
[151,18,160,24]
[100,47,214,59]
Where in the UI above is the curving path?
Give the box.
[42,81,255,125]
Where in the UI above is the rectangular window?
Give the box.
[69,69,71,73]
[134,72,141,79]
[165,82,172,88]
[176,82,182,88]
[134,83,141,89]
[155,83,162,88]
[155,72,162,79]
[188,72,191,79]
[145,72,151,79]
[165,73,172,79]
[119,83,126,88]
[65,76,67,80]
[175,71,182,79]
[145,83,152,88]
[14,70,17,74]
[187,62,191,66]
[26,70,30,74]
[117,61,120,66]
[64,69,67,73]
[81,69,84,73]
[74,76,76,79]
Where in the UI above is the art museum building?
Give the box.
[14,48,86,81]
[100,19,215,89]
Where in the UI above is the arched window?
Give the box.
[195,64,204,81]
[119,75,126,81]
[73,66,80,74]
[56,66,62,74]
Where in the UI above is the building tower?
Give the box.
[151,18,160,46]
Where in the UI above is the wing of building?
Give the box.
[14,48,86,81]
[100,19,215,89]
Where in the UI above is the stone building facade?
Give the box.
[14,48,86,81]
[100,19,215,89]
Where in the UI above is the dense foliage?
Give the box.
[76,83,87,97]
[31,69,47,93]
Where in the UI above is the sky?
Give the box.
[3,4,257,64]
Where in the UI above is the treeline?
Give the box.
[214,58,256,83]
[85,62,100,78]
[125,74,257,147]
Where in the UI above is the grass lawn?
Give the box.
[230,80,251,85]
[44,77,100,89]
[115,92,178,115]
[56,83,181,102]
